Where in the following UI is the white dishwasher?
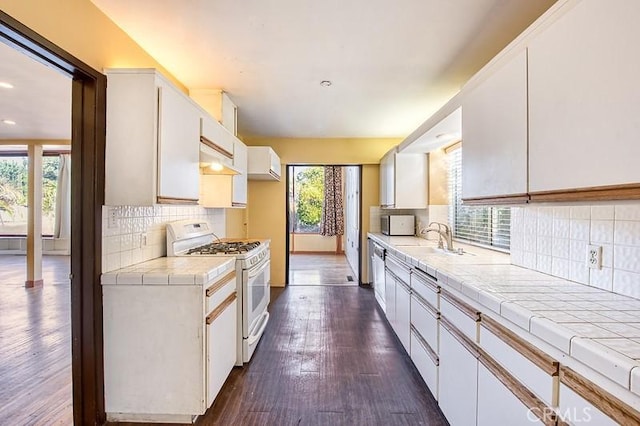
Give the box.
[371,242,386,312]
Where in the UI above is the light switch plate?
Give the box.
[586,244,602,269]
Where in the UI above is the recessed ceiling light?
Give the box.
[320,80,332,87]
[2,119,16,125]
[0,82,13,89]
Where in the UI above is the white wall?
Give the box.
[101,205,225,272]
[511,203,640,300]
[290,233,338,252]
[0,237,69,255]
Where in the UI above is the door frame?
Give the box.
[285,164,363,285]
[0,11,107,425]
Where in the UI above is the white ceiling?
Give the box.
[92,0,556,139]
[0,41,72,140]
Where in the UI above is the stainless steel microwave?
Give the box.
[381,215,415,236]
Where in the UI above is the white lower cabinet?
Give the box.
[477,363,543,426]
[479,322,556,407]
[206,298,236,407]
[558,384,618,426]
[438,324,478,426]
[385,269,396,328]
[410,294,438,353]
[410,327,439,400]
[395,279,411,352]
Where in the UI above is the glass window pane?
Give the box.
[42,156,60,236]
[292,166,324,234]
[0,156,28,235]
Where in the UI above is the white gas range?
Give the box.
[167,219,270,365]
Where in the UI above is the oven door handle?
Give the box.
[247,310,269,346]
[248,259,270,279]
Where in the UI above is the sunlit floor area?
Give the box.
[0,255,72,425]
[289,253,357,286]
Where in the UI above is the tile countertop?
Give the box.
[369,232,640,397]
[101,256,236,286]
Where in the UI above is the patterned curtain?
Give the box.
[320,166,344,236]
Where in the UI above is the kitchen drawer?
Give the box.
[411,293,439,354]
[477,362,545,426]
[480,316,558,407]
[558,366,640,426]
[440,288,480,342]
[410,268,439,310]
[205,271,236,314]
[410,327,438,400]
[438,319,479,426]
[386,255,410,286]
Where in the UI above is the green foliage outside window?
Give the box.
[293,166,324,233]
[0,155,60,235]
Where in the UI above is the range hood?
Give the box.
[247,146,281,181]
[199,115,240,175]
[200,142,240,175]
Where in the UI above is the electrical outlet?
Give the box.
[140,233,147,248]
[586,245,602,269]
[107,207,118,229]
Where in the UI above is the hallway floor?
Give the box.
[289,253,357,286]
[200,286,447,425]
[0,255,72,425]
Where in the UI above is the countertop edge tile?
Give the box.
[530,317,576,354]
[631,366,640,395]
[570,337,636,390]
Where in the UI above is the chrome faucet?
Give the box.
[421,222,455,252]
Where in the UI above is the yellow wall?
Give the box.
[429,148,449,205]
[245,137,399,286]
[0,0,185,91]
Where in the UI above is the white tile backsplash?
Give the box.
[101,205,225,273]
[512,202,640,300]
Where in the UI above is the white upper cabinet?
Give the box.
[379,151,428,209]
[247,147,281,181]
[105,69,200,206]
[231,140,248,206]
[528,0,640,194]
[462,49,528,202]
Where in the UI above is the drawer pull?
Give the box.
[560,366,640,426]
[411,291,438,317]
[411,268,439,291]
[441,288,480,321]
[481,315,559,376]
[478,348,557,426]
[206,292,237,325]
[205,271,236,297]
[410,325,438,365]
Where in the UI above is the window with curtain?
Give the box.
[447,146,511,250]
[0,150,68,237]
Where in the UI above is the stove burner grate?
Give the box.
[187,241,261,255]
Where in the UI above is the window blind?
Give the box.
[447,147,511,250]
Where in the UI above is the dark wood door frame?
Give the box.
[0,11,107,425]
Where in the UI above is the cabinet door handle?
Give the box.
[205,271,237,297]
[206,292,237,324]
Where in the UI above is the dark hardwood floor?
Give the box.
[0,255,446,425]
[0,255,72,425]
[289,254,357,286]
[198,286,447,426]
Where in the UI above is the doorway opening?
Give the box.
[285,165,362,286]
[1,11,106,425]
